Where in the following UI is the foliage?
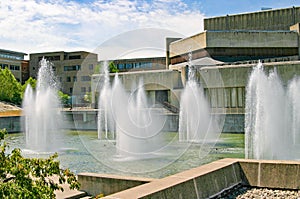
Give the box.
[21,77,37,98]
[94,64,101,74]
[0,68,22,105]
[0,129,80,198]
[58,91,71,107]
[109,62,119,73]
[83,92,92,103]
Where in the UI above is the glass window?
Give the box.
[231,87,237,107]
[73,76,77,82]
[81,87,86,92]
[70,87,73,94]
[217,88,224,108]
[89,64,94,70]
[81,76,91,81]
[225,88,231,108]
[237,87,244,107]
[66,76,71,82]
[210,89,218,108]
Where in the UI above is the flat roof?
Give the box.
[0,49,27,56]
[205,6,300,20]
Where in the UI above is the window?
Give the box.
[88,87,91,92]
[81,87,86,92]
[73,76,77,82]
[70,87,73,94]
[81,76,91,81]
[9,65,20,70]
[237,87,245,107]
[89,64,94,70]
[59,77,62,82]
[69,55,81,60]
[39,56,60,61]
[64,65,81,71]
[231,88,237,108]
[66,76,71,82]
[225,88,231,108]
[217,88,224,108]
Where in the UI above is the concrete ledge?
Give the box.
[78,172,156,197]
[239,159,300,189]
[76,158,300,198]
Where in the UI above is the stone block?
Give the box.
[260,162,300,189]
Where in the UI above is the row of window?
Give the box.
[60,76,91,82]
[0,53,23,60]
[116,62,153,70]
[64,65,81,71]
[0,63,20,70]
[69,87,91,94]
[205,87,245,108]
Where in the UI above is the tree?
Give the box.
[58,91,71,107]
[21,77,37,99]
[0,68,22,104]
[0,129,80,198]
[109,62,119,73]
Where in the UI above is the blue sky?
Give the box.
[1,0,299,59]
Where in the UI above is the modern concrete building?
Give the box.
[166,6,300,132]
[0,49,28,83]
[29,51,98,105]
[91,6,300,132]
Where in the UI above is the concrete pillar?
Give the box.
[166,38,182,69]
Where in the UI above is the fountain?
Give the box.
[178,52,218,143]
[97,61,115,139]
[23,58,62,152]
[97,64,165,159]
[245,61,300,160]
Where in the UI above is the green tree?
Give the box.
[0,68,22,104]
[21,77,37,98]
[0,129,80,198]
[58,91,71,107]
[109,62,119,73]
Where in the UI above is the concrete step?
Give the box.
[79,196,92,199]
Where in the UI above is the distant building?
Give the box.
[0,49,28,83]
[102,56,166,72]
[29,51,98,105]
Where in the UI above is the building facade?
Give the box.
[0,49,28,83]
[29,51,98,105]
[165,6,300,132]
[104,56,166,72]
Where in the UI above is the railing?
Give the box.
[160,101,179,114]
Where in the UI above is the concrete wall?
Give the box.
[91,70,183,108]
[169,31,298,59]
[90,158,300,199]
[204,6,300,31]
[0,116,22,132]
[78,172,155,197]
[63,110,179,132]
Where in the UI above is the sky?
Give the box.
[1,0,300,60]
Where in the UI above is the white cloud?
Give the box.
[0,0,204,58]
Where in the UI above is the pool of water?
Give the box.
[5,131,244,178]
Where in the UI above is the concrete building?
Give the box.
[29,51,98,105]
[91,6,300,132]
[100,56,166,72]
[0,49,28,83]
[166,6,300,132]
